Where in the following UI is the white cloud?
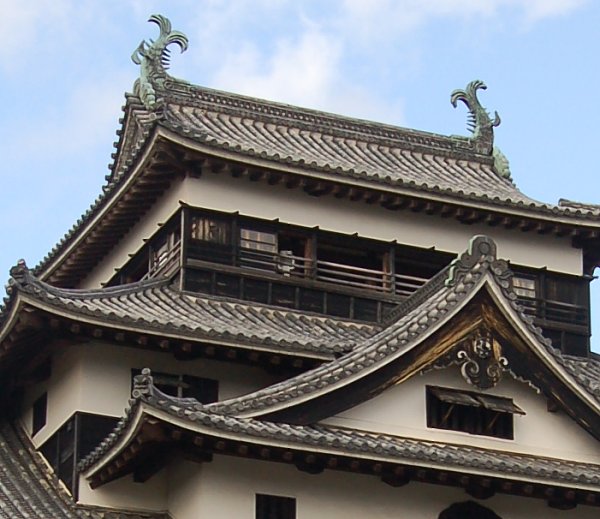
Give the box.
[518,0,588,23]
[213,30,341,108]
[0,0,73,69]
[338,0,588,41]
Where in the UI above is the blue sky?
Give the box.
[1,0,599,349]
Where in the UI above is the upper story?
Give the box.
[29,19,600,357]
[2,16,600,516]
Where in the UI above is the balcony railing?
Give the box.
[142,240,181,281]
[140,243,588,331]
[238,249,428,296]
[517,296,588,329]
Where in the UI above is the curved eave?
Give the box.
[36,120,600,287]
[157,126,600,229]
[81,401,600,504]
[485,279,600,416]
[0,292,336,366]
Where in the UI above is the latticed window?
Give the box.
[513,276,536,299]
[240,228,277,252]
[190,216,230,244]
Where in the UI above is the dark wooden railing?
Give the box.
[237,249,428,296]
[142,240,181,281]
[517,296,589,329]
[140,240,588,331]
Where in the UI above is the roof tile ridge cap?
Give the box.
[17,274,170,302]
[160,81,486,151]
[446,236,565,361]
[445,235,511,288]
[559,197,600,215]
[79,368,163,473]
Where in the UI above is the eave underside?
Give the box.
[38,131,600,287]
[82,403,600,510]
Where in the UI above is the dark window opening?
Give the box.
[32,392,47,436]
[317,241,387,292]
[188,215,234,265]
[131,369,219,403]
[512,270,591,355]
[394,247,450,297]
[426,386,524,440]
[256,494,296,519]
[39,412,119,497]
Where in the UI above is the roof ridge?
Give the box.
[158,79,483,156]
[197,235,595,419]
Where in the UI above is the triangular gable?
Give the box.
[202,236,600,438]
[78,368,600,509]
[325,359,600,466]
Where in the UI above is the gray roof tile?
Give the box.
[3,268,378,357]
[0,421,168,518]
[79,371,600,490]
[200,236,599,417]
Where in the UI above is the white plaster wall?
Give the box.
[77,472,168,512]
[21,345,83,446]
[166,455,599,519]
[80,179,188,289]
[81,174,582,288]
[22,341,280,448]
[183,175,582,274]
[324,368,600,464]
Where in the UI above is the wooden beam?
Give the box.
[381,466,410,487]
[133,447,169,483]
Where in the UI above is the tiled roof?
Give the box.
[554,353,600,400]
[2,265,378,358]
[159,81,540,205]
[203,236,600,418]
[0,421,168,519]
[559,199,600,216]
[79,371,600,490]
[34,78,600,283]
[0,421,80,518]
[79,236,600,490]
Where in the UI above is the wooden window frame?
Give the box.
[39,412,119,498]
[426,386,524,440]
[256,494,296,519]
[131,369,219,403]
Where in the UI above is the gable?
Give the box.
[322,365,600,464]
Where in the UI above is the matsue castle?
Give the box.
[2,15,600,519]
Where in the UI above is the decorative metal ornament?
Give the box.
[457,330,508,389]
[451,80,500,155]
[131,15,189,110]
